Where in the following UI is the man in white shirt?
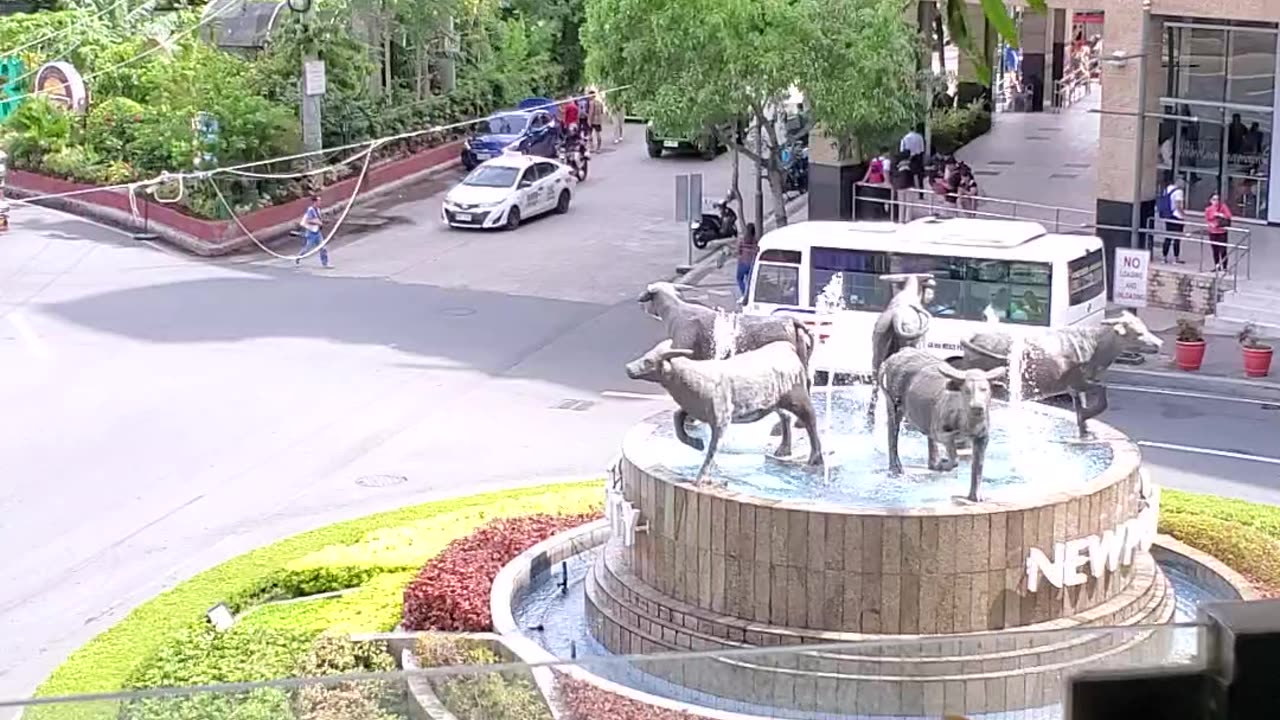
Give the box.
[1159,179,1186,264]
[900,124,926,188]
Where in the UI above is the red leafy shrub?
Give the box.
[556,675,693,720]
[402,512,601,632]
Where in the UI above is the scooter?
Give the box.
[691,194,739,249]
[781,143,809,194]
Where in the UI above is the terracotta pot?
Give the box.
[1174,339,1206,371]
[1242,345,1273,378]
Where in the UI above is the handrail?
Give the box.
[850,183,1253,293]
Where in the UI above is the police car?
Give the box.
[441,154,575,230]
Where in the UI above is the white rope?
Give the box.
[209,140,381,262]
[223,145,377,180]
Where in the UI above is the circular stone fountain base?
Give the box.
[585,396,1169,716]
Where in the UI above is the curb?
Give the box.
[1108,366,1280,402]
[667,193,808,285]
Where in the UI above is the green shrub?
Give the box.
[930,101,991,155]
[416,636,552,720]
[41,146,98,182]
[1162,490,1280,538]
[4,97,74,166]
[292,634,404,720]
[1159,510,1280,596]
[84,97,145,159]
[238,571,414,636]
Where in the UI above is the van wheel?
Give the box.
[504,206,521,230]
[555,190,571,214]
[647,142,663,158]
[700,144,717,161]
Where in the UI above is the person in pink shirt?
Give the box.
[1204,192,1233,271]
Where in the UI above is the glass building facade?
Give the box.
[1158,20,1278,221]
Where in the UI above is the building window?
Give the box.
[1161,22,1276,221]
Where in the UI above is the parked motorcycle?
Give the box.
[691,194,739,249]
[781,143,809,194]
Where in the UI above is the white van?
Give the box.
[744,217,1107,375]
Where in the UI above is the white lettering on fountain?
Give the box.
[1026,483,1160,592]
[605,485,643,547]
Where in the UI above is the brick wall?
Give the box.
[1146,267,1221,315]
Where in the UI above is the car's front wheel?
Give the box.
[504,206,522,230]
[555,190,571,214]
[647,142,663,158]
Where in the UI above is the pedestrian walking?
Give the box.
[1156,178,1186,263]
[586,88,605,152]
[1205,192,1233,272]
[297,195,331,268]
[900,123,926,189]
[736,221,759,302]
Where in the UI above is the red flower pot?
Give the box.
[1175,340,1206,371]
[1242,345,1273,378]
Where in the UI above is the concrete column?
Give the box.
[807,126,859,221]
[1050,8,1068,104]
[1020,11,1049,112]
[956,3,995,109]
[1094,7,1162,256]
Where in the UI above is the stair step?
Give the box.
[1205,314,1280,336]
[1212,304,1280,327]
[1219,291,1280,310]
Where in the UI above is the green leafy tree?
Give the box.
[583,0,921,226]
[939,0,1048,79]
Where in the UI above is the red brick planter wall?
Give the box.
[6,140,463,256]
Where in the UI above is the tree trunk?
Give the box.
[728,145,746,235]
[933,10,946,74]
[383,6,393,102]
[768,160,789,228]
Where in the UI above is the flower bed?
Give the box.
[557,675,692,720]
[402,512,603,632]
[1159,490,1280,596]
[31,481,603,720]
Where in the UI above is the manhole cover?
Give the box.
[357,474,408,488]
[441,307,476,317]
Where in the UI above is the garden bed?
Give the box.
[30,480,603,720]
[8,139,463,257]
[31,484,1280,720]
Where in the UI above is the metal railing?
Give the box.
[1051,70,1093,112]
[851,183,1254,293]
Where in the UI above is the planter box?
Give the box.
[6,139,463,257]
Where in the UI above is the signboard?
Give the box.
[34,61,88,114]
[675,173,703,222]
[1027,479,1159,592]
[1112,247,1149,307]
[303,60,327,97]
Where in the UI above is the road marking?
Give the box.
[1137,441,1280,466]
[8,311,49,358]
[1110,384,1276,406]
[601,390,667,401]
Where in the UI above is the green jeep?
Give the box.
[645,122,729,160]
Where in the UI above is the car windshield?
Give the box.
[463,165,520,188]
[485,113,529,135]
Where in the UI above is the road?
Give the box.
[0,126,1278,707]
[0,126,756,703]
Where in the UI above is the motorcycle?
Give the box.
[558,133,589,181]
[691,193,739,249]
[780,143,809,194]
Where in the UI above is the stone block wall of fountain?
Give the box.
[584,406,1172,717]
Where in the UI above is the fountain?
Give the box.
[501,278,1245,719]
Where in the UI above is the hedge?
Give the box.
[417,636,552,720]
[32,480,603,719]
[930,101,993,156]
[1158,489,1280,597]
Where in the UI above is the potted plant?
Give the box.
[1174,318,1206,371]
[1238,322,1274,378]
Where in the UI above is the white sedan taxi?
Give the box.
[441,154,575,230]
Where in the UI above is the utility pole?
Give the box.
[298,0,325,174]
[1127,0,1153,249]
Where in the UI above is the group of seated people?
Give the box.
[858,152,981,219]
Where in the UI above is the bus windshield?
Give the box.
[807,247,1053,326]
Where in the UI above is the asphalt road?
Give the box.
[0,127,1277,707]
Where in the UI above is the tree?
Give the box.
[939,0,1048,79]
[582,0,921,227]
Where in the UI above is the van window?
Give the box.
[760,249,802,264]
[754,263,800,305]
[1068,249,1106,305]
[807,247,1052,325]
